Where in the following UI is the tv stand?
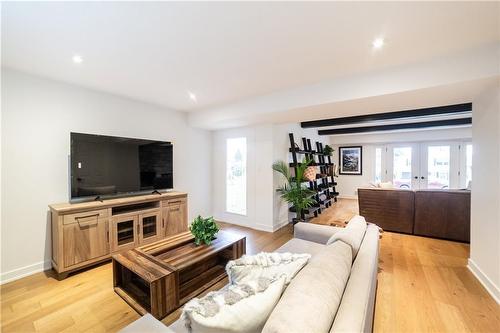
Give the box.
[94,195,104,202]
[49,191,188,279]
[152,190,162,195]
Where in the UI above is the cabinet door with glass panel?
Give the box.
[110,214,138,252]
[139,211,161,245]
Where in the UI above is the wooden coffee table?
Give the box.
[112,231,246,319]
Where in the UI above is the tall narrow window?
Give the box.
[375,147,382,182]
[226,138,247,215]
[427,146,450,189]
[393,147,412,188]
[466,144,473,187]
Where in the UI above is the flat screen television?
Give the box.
[70,132,173,200]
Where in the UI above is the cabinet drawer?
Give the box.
[162,197,187,207]
[63,209,109,225]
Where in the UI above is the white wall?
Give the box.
[212,124,274,232]
[469,84,500,303]
[330,127,472,197]
[1,69,213,282]
[212,122,329,231]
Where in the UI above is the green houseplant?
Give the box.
[190,216,219,246]
[272,158,317,222]
[323,145,334,156]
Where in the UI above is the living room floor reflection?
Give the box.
[1,199,498,333]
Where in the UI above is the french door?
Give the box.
[385,142,469,190]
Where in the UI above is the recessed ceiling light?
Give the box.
[188,91,197,102]
[372,38,385,49]
[72,55,83,64]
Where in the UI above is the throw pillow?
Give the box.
[378,181,393,189]
[182,275,287,333]
[327,215,367,258]
[226,252,311,285]
[303,166,317,182]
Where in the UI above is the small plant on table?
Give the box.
[190,215,219,246]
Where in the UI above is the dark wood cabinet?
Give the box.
[358,188,415,234]
[358,188,470,242]
[414,190,470,242]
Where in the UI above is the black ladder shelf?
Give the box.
[288,133,339,223]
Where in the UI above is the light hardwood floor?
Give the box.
[1,199,499,332]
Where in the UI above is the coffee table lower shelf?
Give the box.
[112,231,246,319]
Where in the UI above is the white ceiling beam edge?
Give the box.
[188,43,499,130]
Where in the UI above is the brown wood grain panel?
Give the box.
[414,190,470,242]
[112,230,246,319]
[358,188,415,233]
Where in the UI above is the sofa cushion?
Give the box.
[293,222,342,244]
[330,224,380,333]
[182,276,286,333]
[120,314,174,333]
[275,237,326,256]
[226,252,311,285]
[262,241,352,333]
[327,215,367,258]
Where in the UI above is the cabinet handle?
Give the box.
[76,213,100,220]
[162,218,165,228]
[76,214,100,227]
[169,200,182,205]
[106,230,109,243]
[170,208,180,212]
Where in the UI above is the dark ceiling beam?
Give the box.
[301,103,472,128]
[318,117,472,136]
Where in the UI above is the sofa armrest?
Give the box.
[119,314,176,333]
[294,222,342,244]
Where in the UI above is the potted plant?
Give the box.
[323,145,334,157]
[190,215,219,246]
[272,158,317,222]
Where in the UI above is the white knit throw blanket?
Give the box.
[226,252,311,285]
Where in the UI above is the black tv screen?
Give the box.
[70,132,173,200]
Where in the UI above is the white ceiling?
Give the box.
[2,1,499,117]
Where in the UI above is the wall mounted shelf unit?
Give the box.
[288,133,339,223]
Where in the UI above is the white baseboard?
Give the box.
[467,258,500,304]
[217,218,288,233]
[272,219,289,232]
[0,260,52,285]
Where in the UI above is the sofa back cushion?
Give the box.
[327,215,367,258]
[330,224,380,333]
[262,241,352,333]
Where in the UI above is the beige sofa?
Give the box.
[121,221,380,333]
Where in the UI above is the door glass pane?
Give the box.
[375,148,382,182]
[393,147,412,189]
[117,220,134,245]
[142,216,157,238]
[226,137,247,215]
[427,146,450,189]
[466,144,473,188]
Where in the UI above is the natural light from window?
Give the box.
[393,147,412,188]
[466,144,473,187]
[375,147,382,182]
[226,137,247,215]
[427,146,450,189]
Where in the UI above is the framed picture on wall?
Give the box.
[339,146,363,175]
